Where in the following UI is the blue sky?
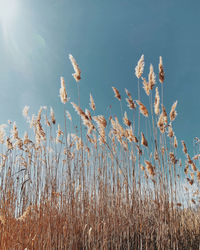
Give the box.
[0,0,200,153]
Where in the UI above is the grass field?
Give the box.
[0,55,200,249]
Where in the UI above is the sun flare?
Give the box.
[0,0,18,25]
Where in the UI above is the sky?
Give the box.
[0,0,200,154]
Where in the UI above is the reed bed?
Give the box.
[0,55,200,249]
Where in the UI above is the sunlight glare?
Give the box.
[0,0,18,25]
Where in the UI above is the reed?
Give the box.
[0,55,199,249]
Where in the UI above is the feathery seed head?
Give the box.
[50,107,56,124]
[22,106,30,118]
[89,93,96,111]
[112,87,121,101]
[170,101,178,122]
[148,64,156,90]
[142,77,150,96]
[60,76,68,104]
[135,54,144,79]
[154,87,160,115]
[136,100,148,117]
[141,132,148,147]
[69,54,81,82]
[123,111,131,127]
[159,56,165,83]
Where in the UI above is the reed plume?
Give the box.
[148,64,156,90]
[89,93,96,111]
[50,107,56,124]
[142,77,150,96]
[22,105,30,118]
[112,87,121,101]
[136,100,148,117]
[159,56,164,83]
[170,101,178,122]
[141,132,148,147]
[123,111,131,127]
[154,87,160,115]
[69,54,81,82]
[60,76,68,104]
[135,54,144,79]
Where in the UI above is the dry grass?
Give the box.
[0,54,200,249]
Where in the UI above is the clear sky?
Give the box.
[0,0,200,152]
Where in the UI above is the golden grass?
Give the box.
[0,54,199,249]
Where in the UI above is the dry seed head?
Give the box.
[45,115,51,127]
[184,163,189,175]
[14,138,23,150]
[50,107,56,124]
[142,77,150,96]
[174,136,178,148]
[60,76,68,104]
[71,102,86,118]
[187,154,193,164]
[11,122,19,140]
[145,160,155,176]
[161,105,168,124]
[159,56,164,83]
[0,124,6,144]
[93,115,107,128]
[191,162,197,171]
[123,111,131,127]
[6,137,13,150]
[85,109,92,121]
[154,87,160,115]
[89,93,96,111]
[125,89,136,109]
[56,124,63,143]
[126,98,136,109]
[22,106,30,118]
[181,141,188,154]
[135,54,144,79]
[71,102,93,133]
[169,152,177,165]
[36,122,46,141]
[24,131,32,145]
[157,113,165,133]
[112,87,121,101]
[141,132,148,147]
[66,110,72,121]
[136,100,148,117]
[69,54,81,82]
[168,124,174,138]
[127,126,138,143]
[170,101,178,122]
[30,114,36,128]
[148,64,156,90]
[37,107,43,123]
[125,88,132,99]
